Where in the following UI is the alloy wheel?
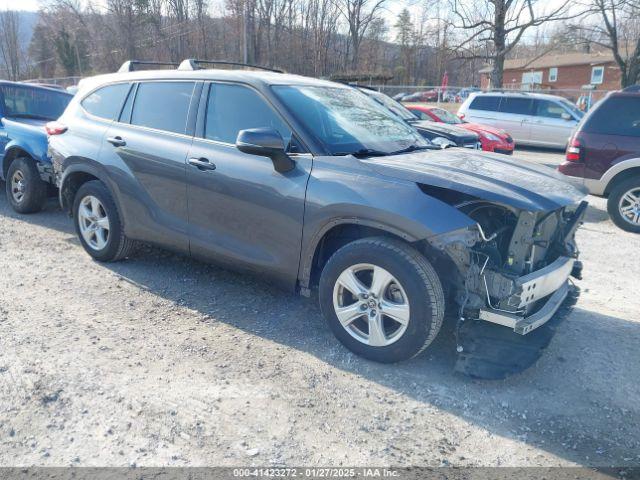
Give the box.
[332,263,410,347]
[10,170,26,203]
[78,195,111,251]
[618,187,640,226]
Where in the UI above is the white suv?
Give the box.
[458,92,584,149]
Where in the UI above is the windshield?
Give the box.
[272,85,428,155]
[361,89,417,122]
[431,108,463,124]
[560,98,585,119]
[1,85,72,121]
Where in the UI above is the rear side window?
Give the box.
[131,82,195,134]
[582,96,640,137]
[534,100,567,119]
[468,96,500,111]
[205,83,293,147]
[499,97,533,115]
[81,83,130,120]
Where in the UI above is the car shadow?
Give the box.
[1,185,638,467]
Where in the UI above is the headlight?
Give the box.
[431,137,457,149]
[483,132,501,142]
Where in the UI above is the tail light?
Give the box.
[46,121,67,135]
[458,113,465,120]
[566,135,583,162]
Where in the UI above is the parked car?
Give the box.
[456,87,481,103]
[392,92,409,101]
[359,88,481,150]
[0,81,73,213]
[458,92,584,149]
[406,104,514,154]
[558,86,640,233]
[49,60,587,377]
[401,90,439,103]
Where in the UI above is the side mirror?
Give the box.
[236,128,295,173]
[561,112,572,121]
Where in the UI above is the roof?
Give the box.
[479,51,616,73]
[77,68,341,93]
[469,91,573,102]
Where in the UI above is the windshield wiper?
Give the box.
[388,144,433,155]
[334,148,389,158]
[7,113,53,121]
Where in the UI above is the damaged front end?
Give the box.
[433,198,587,379]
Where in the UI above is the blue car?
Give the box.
[1,81,73,213]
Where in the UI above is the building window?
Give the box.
[591,66,604,84]
[549,67,558,82]
[521,71,543,90]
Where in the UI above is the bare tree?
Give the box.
[574,0,640,87]
[449,0,576,88]
[334,0,387,70]
[0,9,24,80]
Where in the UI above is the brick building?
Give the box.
[479,51,621,92]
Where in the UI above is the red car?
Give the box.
[405,104,515,154]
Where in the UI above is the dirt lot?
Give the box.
[0,149,639,468]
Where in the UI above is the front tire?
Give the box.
[607,176,640,233]
[6,157,48,214]
[73,180,136,261]
[319,237,445,363]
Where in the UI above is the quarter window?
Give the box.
[469,96,500,111]
[130,82,195,134]
[81,83,131,120]
[582,97,640,137]
[205,83,294,149]
[591,66,604,85]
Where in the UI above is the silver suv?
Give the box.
[48,60,587,378]
[458,92,584,149]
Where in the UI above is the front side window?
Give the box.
[131,82,195,134]
[469,96,500,111]
[272,85,428,155]
[591,66,604,85]
[534,100,568,119]
[499,97,533,115]
[81,83,131,120]
[205,83,294,149]
[2,85,71,120]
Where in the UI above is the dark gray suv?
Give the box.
[49,60,587,377]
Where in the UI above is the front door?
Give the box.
[186,82,311,289]
[494,96,534,144]
[530,99,578,148]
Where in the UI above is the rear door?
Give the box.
[185,82,312,289]
[495,96,534,143]
[100,80,199,251]
[530,99,578,148]
[463,95,501,126]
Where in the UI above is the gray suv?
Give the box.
[49,60,587,377]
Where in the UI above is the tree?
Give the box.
[450,0,575,88]
[334,0,388,70]
[577,0,640,87]
[0,9,24,80]
[395,8,415,83]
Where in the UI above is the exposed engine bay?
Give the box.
[432,197,588,379]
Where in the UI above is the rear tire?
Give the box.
[6,157,48,214]
[73,180,136,261]
[319,237,445,363]
[607,176,640,233]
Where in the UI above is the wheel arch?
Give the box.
[2,146,34,179]
[59,161,112,214]
[604,165,640,196]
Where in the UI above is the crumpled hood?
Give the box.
[412,120,479,140]
[362,148,587,212]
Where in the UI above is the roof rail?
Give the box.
[178,59,283,73]
[117,60,179,73]
[623,85,640,93]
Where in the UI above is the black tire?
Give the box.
[73,180,136,261]
[607,176,640,233]
[319,237,445,363]
[5,157,48,214]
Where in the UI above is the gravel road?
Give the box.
[0,151,639,468]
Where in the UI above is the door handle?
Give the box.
[188,157,217,171]
[107,136,126,147]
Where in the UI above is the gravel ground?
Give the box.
[0,150,639,468]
